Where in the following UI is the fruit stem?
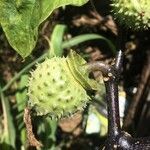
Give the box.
[87,50,123,138]
[24,107,43,148]
[87,51,150,149]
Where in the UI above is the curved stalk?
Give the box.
[87,50,150,149]
[87,50,122,139]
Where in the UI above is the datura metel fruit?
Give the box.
[111,0,150,30]
[28,50,100,119]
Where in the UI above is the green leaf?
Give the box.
[15,75,28,147]
[0,86,16,150]
[0,0,39,58]
[37,118,57,150]
[0,0,89,58]
[39,0,89,24]
[62,33,116,54]
[50,24,67,57]
[16,74,28,111]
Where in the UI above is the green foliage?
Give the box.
[37,118,57,150]
[15,75,28,148]
[0,86,16,150]
[62,33,116,54]
[50,24,67,57]
[0,0,88,58]
[16,75,28,112]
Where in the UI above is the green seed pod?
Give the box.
[111,0,150,30]
[28,50,99,119]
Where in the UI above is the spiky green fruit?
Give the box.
[111,0,150,30]
[28,51,99,119]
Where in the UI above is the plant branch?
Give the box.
[87,50,123,139]
[87,51,150,149]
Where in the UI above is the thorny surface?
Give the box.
[0,0,150,149]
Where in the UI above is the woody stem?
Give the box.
[87,50,123,138]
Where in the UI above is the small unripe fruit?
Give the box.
[111,0,150,30]
[28,51,99,119]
